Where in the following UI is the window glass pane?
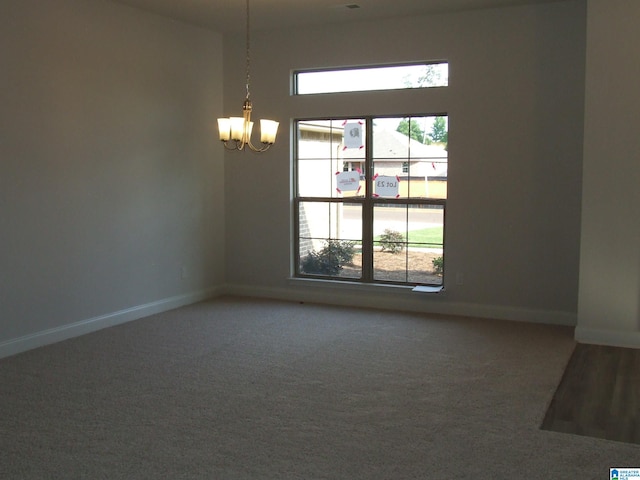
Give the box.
[373,204,444,285]
[407,205,444,284]
[374,248,408,283]
[425,160,448,200]
[297,120,336,159]
[373,204,408,282]
[296,63,448,95]
[297,159,335,198]
[298,201,362,279]
[373,116,447,199]
[373,117,409,158]
[337,119,366,198]
[297,119,365,199]
[298,201,362,248]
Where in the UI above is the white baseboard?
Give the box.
[575,326,640,349]
[0,287,223,360]
[2,282,583,361]
[223,282,577,327]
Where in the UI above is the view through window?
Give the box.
[294,116,448,286]
[295,62,448,95]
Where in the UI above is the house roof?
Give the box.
[342,128,448,162]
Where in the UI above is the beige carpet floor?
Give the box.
[1,296,639,479]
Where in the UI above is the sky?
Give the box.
[296,63,448,95]
[296,63,449,134]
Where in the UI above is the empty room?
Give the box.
[1,0,639,477]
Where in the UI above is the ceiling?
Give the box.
[109,0,571,33]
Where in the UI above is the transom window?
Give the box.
[294,116,448,286]
[294,62,448,95]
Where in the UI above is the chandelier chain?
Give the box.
[245,0,251,100]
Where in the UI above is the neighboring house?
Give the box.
[299,121,447,199]
[361,128,447,199]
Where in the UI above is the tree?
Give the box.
[396,118,425,143]
[428,116,448,144]
[404,64,445,88]
[416,64,444,87]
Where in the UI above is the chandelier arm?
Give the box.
[247,139,273,152]
[224,139,253,151]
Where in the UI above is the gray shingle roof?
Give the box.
[342,128,447,161]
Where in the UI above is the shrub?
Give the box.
[379,229,405,254]
[300,250,341,276]
[300,239,355,275]
[323,239,355,264]
[432,256,444,276]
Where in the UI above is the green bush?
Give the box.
[300,239,355,275]
[300,250,341,276]
[323,239,355,265]
[432,256,444,276]
[379,229,405,254]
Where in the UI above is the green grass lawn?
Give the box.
[375,226,443,247]
[407,226,443,246]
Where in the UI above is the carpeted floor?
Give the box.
[1,296,639,479]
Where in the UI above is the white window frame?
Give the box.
[293,116,447,287]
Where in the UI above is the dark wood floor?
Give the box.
[541,343,640,444]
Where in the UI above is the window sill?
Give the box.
[287,277,445,295]
[412,285,444,293]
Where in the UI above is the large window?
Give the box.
[294,116,447,286]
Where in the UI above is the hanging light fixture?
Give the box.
[217,0,279,152]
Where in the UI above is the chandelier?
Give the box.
[217,0,279,152]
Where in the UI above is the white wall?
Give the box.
[576,0,640,347]
[0,0,225,357]
[4,0,614,357]
[224,1,586,326]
